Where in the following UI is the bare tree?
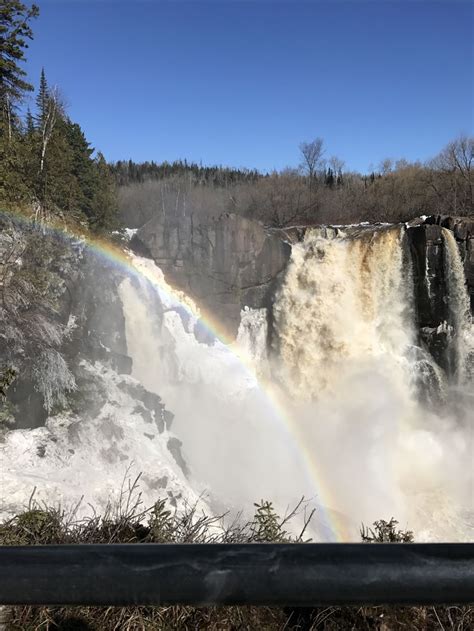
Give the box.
[39,86,62,175]
[379,158,393,175]
[299,137,325,194]
[428,134,474,215]
[329,155,345,175]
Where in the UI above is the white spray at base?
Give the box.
[272,226,473,540]
[119,261,314,528]
[119,228,473,541]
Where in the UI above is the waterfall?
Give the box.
[273,226,416,398]
[270,225,473,540]
[118,253,314,523]
[442,228,474,385]
[116,240,472,541]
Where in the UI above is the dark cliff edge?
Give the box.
[406,215,473,374]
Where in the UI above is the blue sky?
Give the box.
[24,1,473,173]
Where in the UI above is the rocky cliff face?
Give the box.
[406,215,473,374]
[131,212,291,337]
[423,214,474,310]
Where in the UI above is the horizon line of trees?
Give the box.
[116,134,473,229]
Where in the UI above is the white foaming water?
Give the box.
[271,226,473,540]
[235,307,269,375]
[118,234,473,541]
[119,260,314,526]
[273,226,414,398]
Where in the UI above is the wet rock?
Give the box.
[70,365,109,418]
[163,409,174,431]
[167,437,190,477]
[407,217,473,375]
[424,215,474,311]
[107,351,132,375]
[8,377,47,429]
[118,379,168,433]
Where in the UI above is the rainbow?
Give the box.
[1,208,350,541]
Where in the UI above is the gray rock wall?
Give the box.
[132,212,291,337]
[424,215,474,311]
[406,216,473,374]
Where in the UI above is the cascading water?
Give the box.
[270,225,473,540]
[442,227,474,385]
[272,226,416,398]
[118,255,314,522]
[118,231,473,542]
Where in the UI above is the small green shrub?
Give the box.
[360,518,414,543]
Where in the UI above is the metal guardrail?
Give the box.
[0,543,473,606]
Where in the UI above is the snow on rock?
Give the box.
[0,360,204,520]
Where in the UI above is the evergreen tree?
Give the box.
[325,167,335,188]
[0,1,39,137]
[90,152,118,232]
[34,67,48,127]
[0,130,32,203]
[25,107,34,134]
[64,119,96,219]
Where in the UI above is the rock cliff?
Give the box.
[131,212,291,337]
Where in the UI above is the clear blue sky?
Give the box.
[24,1,473,173]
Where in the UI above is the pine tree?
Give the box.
[325,167,335,188]
[25,107,34,135]
[35,67,48,127]
[90,152,118,231]
[64,119,96,219]
[0,1,39,138]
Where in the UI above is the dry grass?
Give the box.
[0,481,472,630]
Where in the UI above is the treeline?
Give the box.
[0,2,118,232]
[117,136,473,229]
[111,158,260,188]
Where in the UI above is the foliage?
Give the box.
[360,517,414,543]
[0,1,39,134]
[250,499,289,542]
[0,366,16,399]
[116,135,473,229]
[0,507,65,545]
[111,157,261,188]
[0,9,119,230]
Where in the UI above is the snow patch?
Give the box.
[0,361,203,520]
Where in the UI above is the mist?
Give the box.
[119,225,473,542]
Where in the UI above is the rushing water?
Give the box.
[120,227,473,541]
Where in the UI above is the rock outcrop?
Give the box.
[406,215,473,374]
[424,214,474,310]
[131,212,291,337]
